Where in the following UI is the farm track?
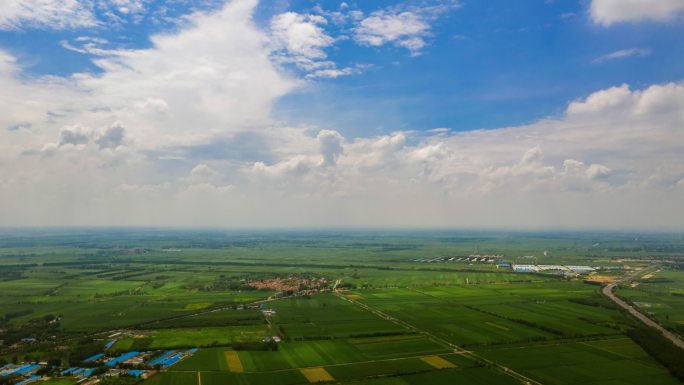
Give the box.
[602,266,684,349]
[333,291,543,385]
[484,335,626,350]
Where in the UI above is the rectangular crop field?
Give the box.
[225,350,244,372]
[300,367,335,382]
[420,355,456,369]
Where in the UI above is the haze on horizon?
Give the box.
[0,0,683,229]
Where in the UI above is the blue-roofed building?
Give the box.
[145,349,197,369]
[17,365,40,375]
[161,355,181,368]
[104,340,116,349]
[106,351,140,367]
[163,353,181,364]
[0,365,18,377]
[61,368,78,376]
[62,367,95,379]
[148,350,176,367]
[128,369,149,378]
[83,353,105,363]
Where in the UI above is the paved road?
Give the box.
[602,269,684,349]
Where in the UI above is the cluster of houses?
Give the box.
[247,276,328,293]
[0,346,198,385]
[0,364,42,385]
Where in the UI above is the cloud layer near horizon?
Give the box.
[0,0,683,229]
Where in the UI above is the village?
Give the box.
[246,275,329,298]
[0,339,199,385]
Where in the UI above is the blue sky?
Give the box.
[0,0,683,228]
[267,0,684,135]
[2,0,683,136]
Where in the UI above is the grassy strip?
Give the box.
[626,326,684,382]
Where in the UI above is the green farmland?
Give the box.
[0,229,683,384]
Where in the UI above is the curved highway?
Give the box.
[602,270,684,349]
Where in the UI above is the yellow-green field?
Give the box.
[300,367,335,382]
[225,350,244,373]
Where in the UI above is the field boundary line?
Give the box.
[578,341,641,361]
[487,335,627,351]
[334,291,543,385]
[166,352,468,374]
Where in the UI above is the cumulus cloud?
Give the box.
[231,82,684,227]
[318,130,344,167]
[0,0,296,152]
[352,1,460,56]
[591,0,684,25]
[190,163,220,178]
[354,11,430,56]
[95,122,126,150]
[269,11,365,79]
[58,125,90,147]
[270,12,334,61]
[0,1,682,229]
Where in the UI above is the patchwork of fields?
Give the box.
[0,230,682,384]
[145,281,681,385]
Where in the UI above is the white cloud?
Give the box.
[94,121,127,150]
[354,11,430,56]
[591,0,684,25]
[58,125,90,147]
[16,0,294,149]
[108,0,146,15]
[190,163,219,178]
[593,48,652,63]
[270,12,334,60]
[318,129,344,166]
[305,65,368,79]
[269,11,364,79]
[234,82,684,228]
[0,0,226,31]
[0,0,97,30]
[0,1,682,229]
[352,1,459,56]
